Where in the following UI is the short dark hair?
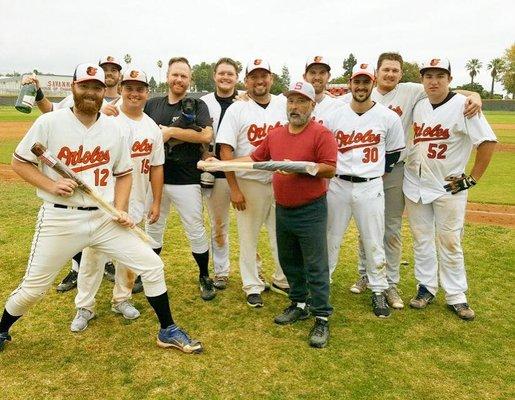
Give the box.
[168,57,191,69]
[214,57,241,74]
[377,52,404,70]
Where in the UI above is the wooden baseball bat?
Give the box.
[197,160,319,176]
[30,142,155,245]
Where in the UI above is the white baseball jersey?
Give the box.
[342,83,425,155]
[14,108,133,207]
[312,94,343,127]
[326,103,405,177]
[116,111,165,222]
[403,93,497,204]
[216,95,287,182]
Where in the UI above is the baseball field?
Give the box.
[0,107,513,399]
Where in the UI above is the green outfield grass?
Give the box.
[466,151,515,205]
[0,105,41,121]
[0,182,513,400]
[483,110,515,124]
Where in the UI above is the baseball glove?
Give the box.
[444,174,477,194]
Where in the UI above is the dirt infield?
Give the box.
[1,121,33,139]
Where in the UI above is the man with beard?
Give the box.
[23,56,124,292]
[70,68,165,331]
[144,57,216,301]
[216,58,290,307]
[252,81,337,347]
[325,63,405,318]
[0,64,202,353]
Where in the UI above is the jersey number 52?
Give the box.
[427,143,447,159]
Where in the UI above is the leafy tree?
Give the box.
[149,76,157,92]
[192,62,215,92]
[501,43,515,98]
[487,58,505,96]
[124,54,132,66]
[465,58,482,84]
[157,82,168,93]
[270,73,288,95]
[401,61,420,83]
[342,53,357,80]
[280,65,290,88]
[454,82,488,99]
[329,75,349,84]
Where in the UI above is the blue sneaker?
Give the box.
[157,324,203,354]
[0,332,12,351]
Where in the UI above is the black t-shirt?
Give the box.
[213,92,237,178]
[144,96,212,185]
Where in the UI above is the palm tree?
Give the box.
[487,58,505,96]
[465,59,482,84]
[124,54,132,67]
[157,60,163,86]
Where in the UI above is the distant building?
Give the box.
[0,74,72,97]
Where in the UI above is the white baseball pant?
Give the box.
[327,178,388,292]
[147,184,209,254]
[235,178,288,295]
[357,162,405,286]
[6,203,166,317]
[405,192,468,305]
[204,178,231,277]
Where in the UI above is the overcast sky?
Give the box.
[1,0,513,93]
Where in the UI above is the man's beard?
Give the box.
[73,91,103,115]
[287,111,310,127]
[352,90,372,103]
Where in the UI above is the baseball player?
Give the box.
[326,62,405,318]
[0,64,202,353]
[216,58,290,307]
[70,68,165,331]
[303,56,343,125]
[403,58,496,320]
[200,58,240,290]
[144,57,216,301]
[342,53,483,311]
[22,56,125,291]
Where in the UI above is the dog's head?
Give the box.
[180,97,197,123]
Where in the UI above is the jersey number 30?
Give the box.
[362,147,378,163]
[427,143,447,159]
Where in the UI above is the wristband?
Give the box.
[35,88,44,102]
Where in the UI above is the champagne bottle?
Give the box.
[15,81,37,114]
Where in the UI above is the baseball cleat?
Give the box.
[246,293,263,308]
[199,276,216,301]
[213,275,228,290]
[132,276,143,294]
[385,286,404,309]
[112,300,140,320]
[0,332,12,351]
[157,324,203,354]
[409,285,435,309]
[274,303,310,325]
[56,270,78,292]
[309,317,329,348]
[70,308,95,332]
[372,292,391,318]
[271,283,290,296]
[350,275,368,294]
[448,303,475,321]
